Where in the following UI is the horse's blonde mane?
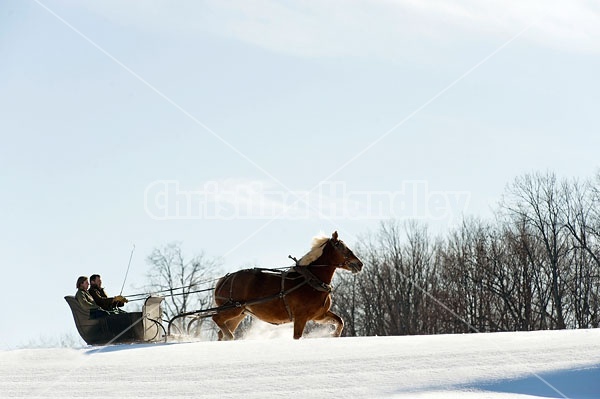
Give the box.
[297,234,330,266]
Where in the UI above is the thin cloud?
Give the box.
[74,0,600,56]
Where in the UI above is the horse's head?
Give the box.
[327,231,363,274]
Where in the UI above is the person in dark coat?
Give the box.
[89,274,128,312]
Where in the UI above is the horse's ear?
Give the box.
[332,231,338,242]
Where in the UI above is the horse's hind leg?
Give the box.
[212,308,245,341]
[224,313,247,339]
[315,310,344,337]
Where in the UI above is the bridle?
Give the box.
[330,239,361,272]
[287,238,359,290]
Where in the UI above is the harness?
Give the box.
[215,258,333,322]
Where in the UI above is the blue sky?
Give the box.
[1,0,599,348]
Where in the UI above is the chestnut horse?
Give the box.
[212,231,363,340]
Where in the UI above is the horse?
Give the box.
[212,231,363,340]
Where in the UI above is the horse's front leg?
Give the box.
[293,317,308,340]
[315,310,344,337]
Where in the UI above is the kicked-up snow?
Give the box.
[1,326,599,398]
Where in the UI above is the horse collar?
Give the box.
[293,266,332,293]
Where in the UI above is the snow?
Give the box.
[1,327,599,398]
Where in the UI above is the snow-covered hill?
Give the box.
[2,327,599,398]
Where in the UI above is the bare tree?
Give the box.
[437,218,494,333]
[145,243,221,336]
[561,179,600,268]
[503,172,568,329]
[333,220,436,336]
[560,178,600,328]
[488,217,544,331]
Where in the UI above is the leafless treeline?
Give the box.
[332,171,600,336]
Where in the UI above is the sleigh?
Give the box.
[64,295,165,345]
